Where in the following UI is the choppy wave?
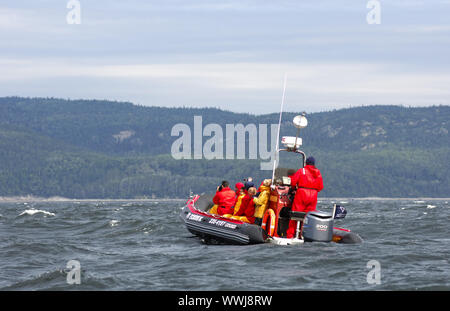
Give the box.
[109,220,119,227]
[2,269,67,290]
[0,199,449,290]
[19,208,55,217]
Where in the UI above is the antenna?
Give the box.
[293,112,307,151]
[271,73,287,183]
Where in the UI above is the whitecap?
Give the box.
[426,205,436,209]
[19,209,55,217]
[414,201,425,204]
[109,220,119,227]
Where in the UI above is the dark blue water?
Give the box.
[1,198,449,290]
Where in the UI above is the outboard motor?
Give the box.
[303,211,334,242]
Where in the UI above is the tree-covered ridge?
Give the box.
[1,97,448,154]
[0,97,448,198]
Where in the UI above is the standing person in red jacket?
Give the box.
[211,181,236,216]
[231,187,256,224]
[286,156,324,238]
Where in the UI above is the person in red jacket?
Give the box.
[231,187,256,224]
[234,182,245,197]
[212,180,236,216]
[286,156,324,238]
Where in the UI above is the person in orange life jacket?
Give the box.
[253,179,271,226]
[286,156,324,239]
[222,182,246,218]
[211,180,235,216]
[235,182,245,196]
[231,187,256,224]
[256,179,267,196]
[233,182,246,215]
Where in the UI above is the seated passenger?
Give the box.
[234,182,245,196]
[210,180,235,216]
[222,182,245,218]
[253,179,271,226]
[233,182,246,216]
[230,187,256,224]
[243,177,255,194]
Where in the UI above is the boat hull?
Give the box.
[180,194,268,245]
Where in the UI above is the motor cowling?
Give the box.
[302,211,334,242]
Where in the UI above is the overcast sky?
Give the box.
[1,0,449,114]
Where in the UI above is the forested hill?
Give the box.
[0,96,448,198]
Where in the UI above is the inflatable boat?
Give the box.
[180,113,362,245]
[180,193,362,245]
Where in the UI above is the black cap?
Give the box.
[306,156,315,166]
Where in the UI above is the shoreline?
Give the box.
[0,196,185,203]
[0,195,448,203]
